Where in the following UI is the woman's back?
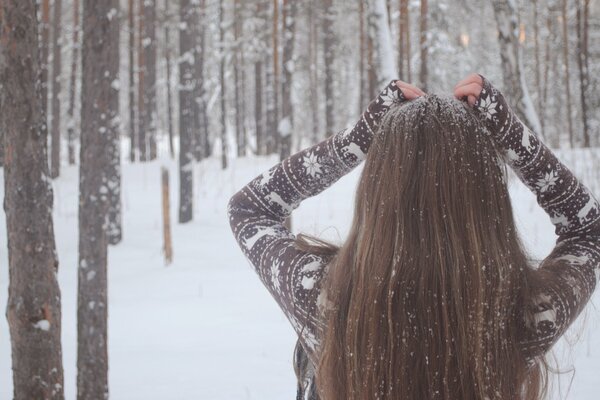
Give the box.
[227,76,600,399]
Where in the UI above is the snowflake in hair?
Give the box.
[302,151,322,177]
[478,94,498,121]
[535,170,559,193]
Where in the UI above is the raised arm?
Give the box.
[456,74,600,364]
[227,80,417,356]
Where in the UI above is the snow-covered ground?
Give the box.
[1,149,599,399]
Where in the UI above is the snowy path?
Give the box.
[1,154,599,399]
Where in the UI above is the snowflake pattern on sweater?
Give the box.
[227,77,600,399]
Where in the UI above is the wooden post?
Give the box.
[162,167,173,265]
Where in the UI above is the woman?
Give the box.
[227,74,600,399]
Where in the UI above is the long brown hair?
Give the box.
[299,95,554,399]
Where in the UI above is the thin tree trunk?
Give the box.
[41,0,50,126]
[77,0,119,397]
[165,22,175,158]
[366,0,397,88]
[322,0,334,136]
[532,0,544,138]
[137,2,147,160]
[398,0,411,81]
[50,0,62,178]
[161,167,173,264]
[193,0,208,161]
[280,0,296,160]
[143,0,157,159]
[310,0,320,143]
[234,0,246,156]
[419,0,428,91]
[255,60,265,154]
[178,0,195,223]
[576,0,590,147]
[490,0,542,134]
[128,0,137,162]
[219,0,228,169]
[561,0,574,147]
[67,0,80,165]
[1,1,65,398]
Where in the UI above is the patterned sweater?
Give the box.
[227,77,600,398]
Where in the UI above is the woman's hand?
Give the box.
[453,73,483,107]
[396,80,426,100]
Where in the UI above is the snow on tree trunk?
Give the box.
[193,0,208,161]
[366,0,397,89]
[219,0,228,168]
[576,0,591,147]
[67,0,80,165]
[322,0,334,136]
[142,0,157,160]
[279,0,296,160]
[50,0,62,178]
[178,0,195,223]
[77,1,119,397]
[0,1,65,398]
[490,0,542,134]
[128,0,137,162]
[234,0,247,157]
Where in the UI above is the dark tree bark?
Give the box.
[322,0,334,136]
[254,0,266,155]
[50,0,63,178]
[137,1,146,160]
[41,0,50,125]
[576,0,590,147]
[165,21,175,158]
[279,0,296,160]
[309,0,320,143]
[178,0,195,223]
[77,0,119,397]
[142,0,157,159]
[128,0,137,162]
[67,0,80,165]
[0,2,65,398]
[532,0,544,138]
[219,0,228,168]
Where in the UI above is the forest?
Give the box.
[0,0,599,399]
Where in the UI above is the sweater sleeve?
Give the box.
[227,81,405,355]
[474,76,600,364]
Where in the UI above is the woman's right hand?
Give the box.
[453,73,484,107]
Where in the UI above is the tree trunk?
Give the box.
[234,0,246,156]
[309,0,320,143]
[576,0,590,147]
[366,0,397,89]
[137,2,146,160]
[143,0,157,159]
[0,1,65,398]
[532,0,544,138]
[161,167,173,264]
[280,0,296,160]
[398,0,411,81]
[165,22,175,158]
[219,0,228,168]
[77,0,119,397]
[419,0,428,91]
[193,1,208,161]
[41,0,50,125]
[322,0,334,136]
[561,0,574,147]
[178,0,195,223]
[50,0,62,178]
[128,0,137,162]
[67,0,80,165]
[490,0,542,134]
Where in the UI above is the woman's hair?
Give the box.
[297,95,554,399]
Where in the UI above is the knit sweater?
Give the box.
[227,77,600,398]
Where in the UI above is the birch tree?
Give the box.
[280,0,296,159]
[366,0,397,89]
[1,1,65,398]
[77,0,119,397]
[178,0,195,223]
[128,0,137,161]
[490,0,542,133]
[67,0,80,165]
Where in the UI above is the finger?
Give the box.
[400,87,421,100]
[454,82,482,100]
[398,82,426,97]
[453,73,482,90]
[468,95,477,107]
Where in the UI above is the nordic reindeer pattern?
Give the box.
[227,77,600,399]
